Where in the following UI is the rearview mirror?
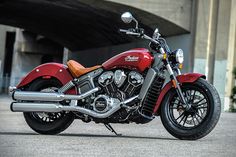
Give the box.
[153,28,160,40]
[121,12,139,29]
[121,12,133,24]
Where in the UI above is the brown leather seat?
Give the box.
[67,60,101,78]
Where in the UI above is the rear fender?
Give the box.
[17,63,76,94]
[153,73,206,113]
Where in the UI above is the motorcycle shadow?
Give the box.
[60,133,177,141]
[0,131,177,141]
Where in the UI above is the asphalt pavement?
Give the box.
[0,95,236,157]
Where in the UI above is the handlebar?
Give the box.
[119,28,159,45]
[119,29,141,36]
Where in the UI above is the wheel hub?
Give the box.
[186,106,198,116]
[170,88,209,128]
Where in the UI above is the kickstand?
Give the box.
[104,123,122,136]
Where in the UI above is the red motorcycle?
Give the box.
[9,12,221,140]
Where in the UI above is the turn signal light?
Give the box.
[178,63,183,69]
[172,80,177,88]
[163,53,167,60]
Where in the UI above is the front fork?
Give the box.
[160,48,191,110]
[166,63,191,110]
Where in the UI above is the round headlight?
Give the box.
[176,49,184,63]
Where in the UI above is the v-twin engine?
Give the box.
[98,70,144,99]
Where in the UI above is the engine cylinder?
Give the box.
[98,70,144,99]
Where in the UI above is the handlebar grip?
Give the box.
[119,29,141,36]
[126,32,140,36]
[119,29,128,33]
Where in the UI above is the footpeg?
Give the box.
[104,124,122,136]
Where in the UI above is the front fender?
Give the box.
[153,73,206,113]
[17,63,76,94]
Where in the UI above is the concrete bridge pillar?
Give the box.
[10,29,42,86]
[10,29,64,86]
[223,0,236,110]
[193,0,236,110]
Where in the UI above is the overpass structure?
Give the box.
[0,0,190,50]
[0,0,235,110]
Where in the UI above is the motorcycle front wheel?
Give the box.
[23,78,75,135]
[160,78,221,140]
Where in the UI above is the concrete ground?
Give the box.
[0,95,236,157]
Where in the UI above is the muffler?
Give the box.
[11,102,63,112]
[11,96,138,118]
[12,87,100,102]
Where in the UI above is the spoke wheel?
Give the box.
[160,78,221,140]
[23,79,75,135]
[30,87,65,124]
[32,110,65,123]
[169,88,209,129]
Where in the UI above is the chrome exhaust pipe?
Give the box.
[9,86,17,95]
[13,87,100,102]
[11,96,138,118]
[11,102,63,113]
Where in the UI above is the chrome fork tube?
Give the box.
[161,46,190,109]
[176,68,182,75]
[166,62,190,109]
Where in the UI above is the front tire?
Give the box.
[23,78,75,135]
[160,78,221,140]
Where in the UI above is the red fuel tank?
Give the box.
[102,48,153,72]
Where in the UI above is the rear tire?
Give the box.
[23,78,75,135]
[160,78,221,140]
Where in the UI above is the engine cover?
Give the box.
[92,95,120,113]
[98,71,114,87]
[114,70,126,87]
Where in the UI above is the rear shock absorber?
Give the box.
[58,79,77,93]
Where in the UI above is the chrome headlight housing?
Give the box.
[175,49,184,64]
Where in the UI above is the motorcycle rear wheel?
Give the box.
[23,78,75,135]
[160,78,221,140]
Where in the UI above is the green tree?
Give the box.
[230,67,236,111]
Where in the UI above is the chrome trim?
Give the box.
[11,95,139,119]
[138,68,156,101]
[13,87,100,101]
[152,28,160,41]
[175,49,184,63]
[8,86,16,95]
[91,95,120,113]
[11,102,63,112]
[114,70,127,88]
[176,68,181,75]
[121,12,133,24]
[166,64,174,75]
[159,47,165,54]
